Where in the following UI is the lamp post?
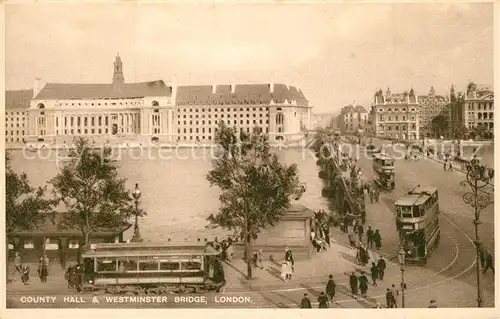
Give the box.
[460,157,492,307]
[131,183,143,242]
[397,246,406,308]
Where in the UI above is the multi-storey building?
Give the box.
[417,87,448,137]
[337,104,368,135]
[5,89,32,144]
[462,83,494,132]
[5,54,312,147]
[371,87,420,140]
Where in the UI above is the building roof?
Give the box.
[395,185,437,206]
[35,80,172,100]
[341,105,367,114]
[6,89,33,110]
[9,212,131,237]
[175,83,308,106]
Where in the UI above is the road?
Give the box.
[338,139,495,297]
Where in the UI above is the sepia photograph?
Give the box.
[2,1,496,314]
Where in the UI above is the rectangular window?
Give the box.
[139,259,159,271]
[160,258,180,271]
[97,259,117,272]
[98,116,102,126]
[23,240,34,249]
[68,240,79,249]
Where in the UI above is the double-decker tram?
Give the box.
[395,185,441,265]
[78,242,225,295]
[372,153,395,190]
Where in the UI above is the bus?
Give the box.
[372,153,395,190]
[77,241,224,294]
[395,185,440,265]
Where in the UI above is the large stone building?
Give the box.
[371,87,420,140]
[5,54,312,147]
[417,86,448,137]
[337,104,368,135]
[5,89,32,144]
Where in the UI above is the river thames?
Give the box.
[9,141,493,242]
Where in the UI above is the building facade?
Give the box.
[6,55,312,147]
[462,83,494,132]
[372,87,420,140]
[417,86,448,137]
[337,104,368,135]
[5,90,32,144]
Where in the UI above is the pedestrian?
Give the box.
[373,229,382,251]
[385,288,395,308]
[348,232,357,248]
[448,161,453,171]
[318,292,329,308]
[369,189,374,204]
[443,159,447,171]
[280,261,289,282]
[14,252,22,276]
[256,249,264,269]
[226,239,234,263]
[370,262,379,286]
[349,272,359,295]
[483,251,494,274]
[391,284,399,308]
[326,274,336,300]
[357,223,364,243]
[360,245,369,266]
[323,226,331,247]
[375,190,380,202]
[428,300,438,308]
[366,226,374,248]
[300,293,312,308]
[285,248,295,279]
[358,271,369,297]
[21,264,30,285]
[377,257,386,280]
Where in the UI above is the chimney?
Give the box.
[231,83,236,94]
[270,82,274,93]
[212,84,217,94]
[171,75,178,101]
[33,77,46,98]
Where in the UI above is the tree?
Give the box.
[431,115,448,138]
[452,123,468,140]
[6,153,53,245]
[50,137,144,261]
[206,123,305,279]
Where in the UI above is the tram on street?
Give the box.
[372,153,395,190]
[395,185,441,265]
[77,241,225,295]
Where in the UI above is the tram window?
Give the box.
[159,260,180,271]
[139,260,159,271]
[401,206,412,218]
[118,260,138,271]
[181,260,202,270]
[97,259,117,272]
[396,206,402,216]
[413,206,420,217]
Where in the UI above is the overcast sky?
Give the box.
[5,2,493,113]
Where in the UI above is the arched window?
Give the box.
[152,101,159,106]
[387,108,392,112]
[410,108,416,112]
[37,103,45,109]
[276,112,284,125]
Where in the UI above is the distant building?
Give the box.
[6,54,312,147]
[310,113,335,130]
[463,83,494,132]
[5,89,32,145]
[337,104,368,135]
[417,87,448,137]
[371,87,420,140]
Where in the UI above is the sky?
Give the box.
[4,2,494,113]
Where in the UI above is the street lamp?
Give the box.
[460,157,492,307]
[397,246,406,308]
[131,183,143,242]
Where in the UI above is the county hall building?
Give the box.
[5,54,312,147]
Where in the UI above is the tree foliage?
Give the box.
[6,153,53,236]
[50,138,144,252]
[431,114,448,137]
[206,123,305,278]
[452,123,468,140]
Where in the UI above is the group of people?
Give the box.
[212,237,235,263]
[311,228,330,252]
[12,252,49,285]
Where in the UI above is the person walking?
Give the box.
[318,292,329,308]
[357,223,364,243]
[391,284,399,308]
[21,264,30,285]
[14,252,22,275]
[326,274,336,300]
[349,272,359,296]
[483,251,494,274]
[385,288,395,308]
[373,229,382,251]
[358,272,369,298]
[280,261,290,282]
[370,262,379,286]
[369,189,374,204]
[377,257,386,280]
[256,249,264,269]
[366,226,374,249]
[300,293,312,308]
[375,189,380,202]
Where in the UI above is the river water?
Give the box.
[9,147,328,242]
